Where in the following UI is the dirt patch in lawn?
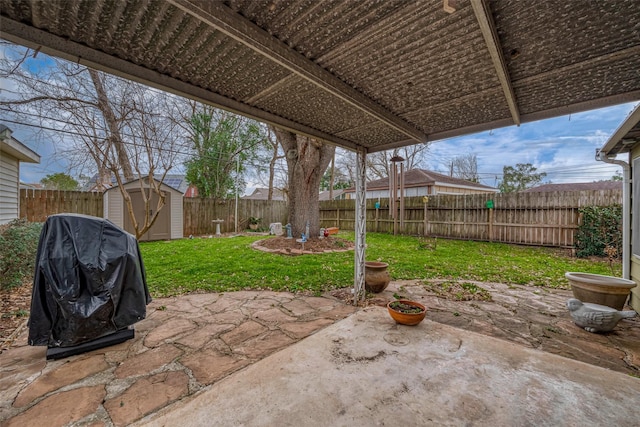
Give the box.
[254,236,355,254]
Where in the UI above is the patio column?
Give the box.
[354,147,367,304]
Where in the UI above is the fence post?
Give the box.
[375,206,379,232]
[337,208,340,229]
[488,208,494,241]
[423,197,429,236]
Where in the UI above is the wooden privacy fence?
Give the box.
[20,189,622,248]
[182,198,288,236]
[320,190,622,248]
[20,189,288,236]
[20,189,103,222]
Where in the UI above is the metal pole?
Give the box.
[354,147,367,304]
[399,162,405,232]
[235,155,239,233]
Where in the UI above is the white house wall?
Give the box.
[0,154,19,224]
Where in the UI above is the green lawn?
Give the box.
[140,233,619,297]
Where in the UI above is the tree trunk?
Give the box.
[274,128,334,238]
[88,69,134,181]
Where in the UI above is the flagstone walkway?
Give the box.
[0,291,356,426]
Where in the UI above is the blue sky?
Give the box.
[422,101,638,187]
[12,101,639,187]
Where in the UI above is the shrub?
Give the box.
[0,219,43,290]
[575,205,622,258]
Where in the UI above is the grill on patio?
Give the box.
[28,214,151,359]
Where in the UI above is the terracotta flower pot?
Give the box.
[565,272,636,310]
[364,261,390,293]
[387,300,426,326]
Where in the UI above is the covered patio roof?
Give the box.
[2,0,639,153]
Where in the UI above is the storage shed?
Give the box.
[103,178,183,241]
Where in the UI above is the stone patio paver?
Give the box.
[14,355,109,407]
[104,371,189,427]
[5,385,106,427]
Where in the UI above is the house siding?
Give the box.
[0,154,19,224]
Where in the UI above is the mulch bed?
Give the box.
[254,236,355,254]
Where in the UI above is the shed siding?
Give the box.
[0,154,19,224]
[106,190,124,229]
[171,194,183,239]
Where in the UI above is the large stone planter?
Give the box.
[364,261,390,293]
[565,272,636,310]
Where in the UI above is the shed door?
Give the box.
[123,189,171,241]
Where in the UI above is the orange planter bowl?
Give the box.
[387,300,426,326]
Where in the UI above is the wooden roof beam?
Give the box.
[168,0,427,143]
[471,0,521,126]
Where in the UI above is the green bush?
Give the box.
[0,219,43,290]
[575,205,622,258]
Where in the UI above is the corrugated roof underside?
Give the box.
[1,0,639,150]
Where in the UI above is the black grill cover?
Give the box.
[28,214,151,347]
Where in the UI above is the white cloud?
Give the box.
[426,102,638,186]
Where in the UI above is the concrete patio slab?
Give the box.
[136,307,640,427]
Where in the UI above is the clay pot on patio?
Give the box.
[387,300,426,326]
[565,272,636,310]
[364,261,391,293]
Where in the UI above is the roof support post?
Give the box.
[353,147,367,304]
[471,0,521,126]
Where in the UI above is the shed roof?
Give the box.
[1,0,638,153]
[103,177,184,195]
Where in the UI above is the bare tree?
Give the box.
[447,153,479,182]
[264,125,286,200]
[365,144,430,180]
[271,127,335,237]
[0,42,188,239]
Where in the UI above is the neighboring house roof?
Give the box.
[184,185,199,198]
[84,173,189,193]
[0,124,40,163]
[319,189,345,201]
[343,169,497,193]
[242,188,287,201]
[522,182,622,192]
[20,182,45,190]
